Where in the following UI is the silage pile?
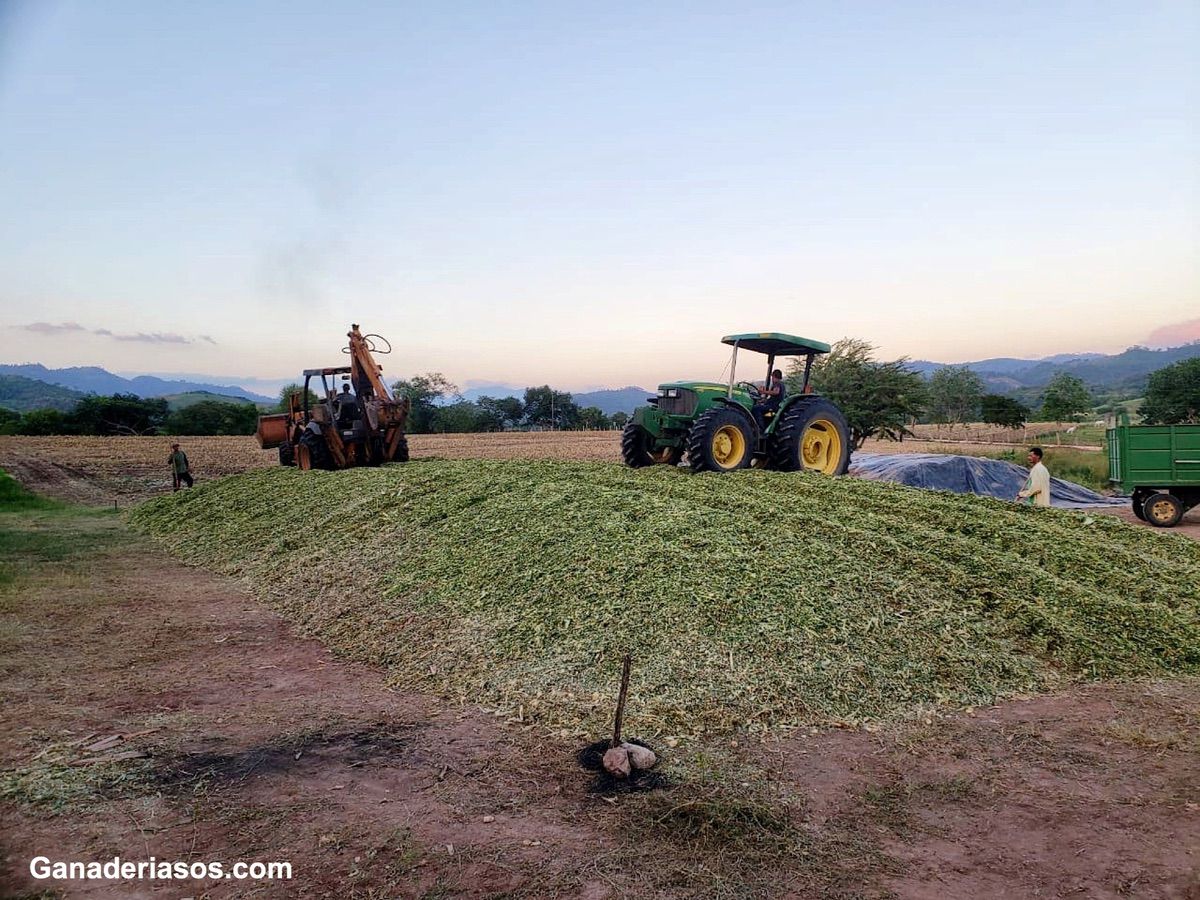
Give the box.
[130,460,1200,737]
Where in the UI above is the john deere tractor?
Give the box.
[622,333,851,475]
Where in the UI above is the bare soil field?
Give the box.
[2,507,1197,898]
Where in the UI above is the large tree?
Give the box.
[1139,357,1200,424]
[166,400,259,435]
[787,338,927,448]
[926,365,984,426]
[980,394,1030,429]
[476,395,524,430]
[67,393,169,435]
[522,386,578,429]
[576,406,611,431]
[1040,372,1091,423]
[391,373,460,433]
[276,383,319,412]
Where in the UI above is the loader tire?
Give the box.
[299,430,334,471]
[622,423,682,468]
[687,407,752,473]
[394,436,410,463]
[278,442,295,467]
[769,398,851,475]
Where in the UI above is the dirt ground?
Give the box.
[2,475,1199,897]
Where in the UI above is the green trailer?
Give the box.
[1107,423,1200,527]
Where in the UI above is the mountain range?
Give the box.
[0,364,274,405]
[3,341,1197,416]
[909,343,1200,395]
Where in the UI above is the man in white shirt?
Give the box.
[1016,446,1051,507]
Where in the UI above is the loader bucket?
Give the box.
[256,413,290,449]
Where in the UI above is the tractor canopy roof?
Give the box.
[720,333,831,356]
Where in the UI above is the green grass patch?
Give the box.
[130,461,1200,736]
[0,468,62,512]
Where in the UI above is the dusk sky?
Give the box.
[1,1,1197,394]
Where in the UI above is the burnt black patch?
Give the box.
[577,738,670,794]
[154,723,418,791]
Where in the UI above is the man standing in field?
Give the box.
[1016,446,1050,506]
[168,442,193,491]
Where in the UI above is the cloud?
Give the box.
[16,322,215,345]
[1145,318,1200,349]
[23,321,88,335]
[111,331,192,344]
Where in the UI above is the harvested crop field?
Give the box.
[131,460,1200,738]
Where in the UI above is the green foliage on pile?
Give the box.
[130,461,1200,737]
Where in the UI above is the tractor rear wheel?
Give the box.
[687,407,753,473]
[622,423,682,467]
[1142,492,1183,528]
[769,398,851,475]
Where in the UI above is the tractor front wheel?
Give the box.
[299,430,335,471]
[687,408,753,473]
[622,423,682,468]
[769,399,851,475]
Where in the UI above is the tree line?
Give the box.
[3,353,1194,440]
[0,394,259,436]
[788,341,1199,450]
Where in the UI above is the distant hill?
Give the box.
[573,386,655,416]
[0,374,86,412]
[910,343,1200,395]
[161,390,264,412]
[0,364,274,404]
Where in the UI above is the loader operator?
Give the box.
[752,370,786,431]
[335,384,359,425]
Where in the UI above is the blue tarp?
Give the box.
[849,453,1123,508]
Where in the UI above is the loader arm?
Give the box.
[347,324,393,400]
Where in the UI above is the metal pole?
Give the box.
[727,342,739,398]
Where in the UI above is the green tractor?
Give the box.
[622,333,852,475]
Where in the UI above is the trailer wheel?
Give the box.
[1142,492,1183,528]
[1131,489,1149,521]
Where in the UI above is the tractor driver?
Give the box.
[752,369,786,431]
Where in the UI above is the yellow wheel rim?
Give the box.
[801,418,843,474]
[1146,498,1175,525]
[711,424,747,468]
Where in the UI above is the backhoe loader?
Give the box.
[255,325,410,470]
